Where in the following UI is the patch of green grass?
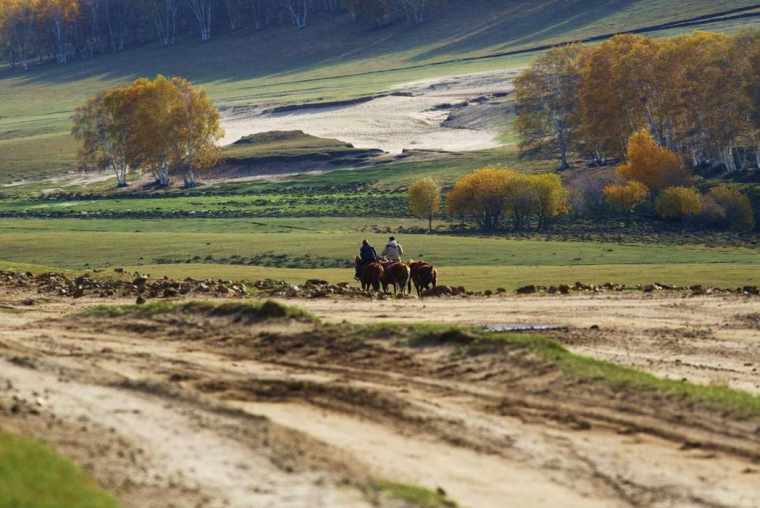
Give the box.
[371,481,458,508]
[379,323,760,418]
[84,299,316,323]
[2,217,760,271]
[483,331,760,418]
[0,431,120,508]
[223,130,361,160]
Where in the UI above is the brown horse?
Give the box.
[380,261,411,295]
[355,256,383,292]
[409,261,438,297]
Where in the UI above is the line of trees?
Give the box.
[407,169,570,233]
[515,31,760,174]
[603,129,755,231]
[0,0,447,68]
[71,75,223,188]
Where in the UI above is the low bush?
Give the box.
[655,187,702,221]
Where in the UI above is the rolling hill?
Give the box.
[0,0,759,184]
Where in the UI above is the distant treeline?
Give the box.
[0,0,448,68]
[515,32,760,173]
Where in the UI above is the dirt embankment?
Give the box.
[1,289,760,507]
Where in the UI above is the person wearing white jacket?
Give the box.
[382,236,404,262]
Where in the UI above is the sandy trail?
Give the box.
[220,70,517,153]
[1,292,760,507]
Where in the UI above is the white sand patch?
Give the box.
[221,70,519,153]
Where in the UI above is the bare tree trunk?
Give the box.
[187,0,213,41]
[112,161,129,187]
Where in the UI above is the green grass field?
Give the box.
[0,431,120,508]
[1,0,758,183]
[1,217,759,290]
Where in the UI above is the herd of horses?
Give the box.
[354,257,438,297]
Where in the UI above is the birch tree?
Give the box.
[187,0,213,41]
[515,45,582,170]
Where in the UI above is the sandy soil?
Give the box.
[1,290,760,507]
[296,294,760,394]
[220,70,517,153]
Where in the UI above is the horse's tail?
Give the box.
[432,268,438,288]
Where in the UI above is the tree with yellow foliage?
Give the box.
[71,86,132,187]
[447,167,515,232]
[530,173,569,229]
[0,0,37,69]
[72,75,223,188]
[169,77,223,187]
[655,187,702,221]
[577,35,658,160]
[37,0,79,63]
[603,181,649,218]
[408,177,440,232]
[447,167,570,231]
[617,130,690,193]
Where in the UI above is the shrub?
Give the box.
[655,187,702,221]
[696,195,727,227]
[567,170,617,217]
[447,167,516,232]
[447,167,570,231]
[707,185,755,231]
[617,130,690,192]
[408,177,441,232]
[603,180,649,214]
[529,173,570,229]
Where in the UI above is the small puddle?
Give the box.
[483,324,564,332]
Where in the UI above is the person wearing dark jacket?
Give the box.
[356,240,378,278]
[360,240,378,263]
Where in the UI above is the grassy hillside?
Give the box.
[0,0,758,183]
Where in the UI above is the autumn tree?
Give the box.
[38,0,80,63]
[408,177,440,232]
[603,181,649,218]
[448,168,569,231]
[515,45,582,170]
[0,0,37,69]
[72,75,223,188]
[530,173,569,229]
[576,35,657,160]
[738,31,760,169]
[617,130,690,193]
[447,167,515,232]
[655,187,702,221]
[169,76,223,187]
[72,87,132,187]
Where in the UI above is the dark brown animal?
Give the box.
[380,261,411,295]
[355,256,383,292]
[409,261,438,297]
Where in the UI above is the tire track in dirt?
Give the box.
[2,296,760,508]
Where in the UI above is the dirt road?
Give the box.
[1,291,759,507]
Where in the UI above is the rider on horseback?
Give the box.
[356,240,378,279]
[382,236,404,263]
